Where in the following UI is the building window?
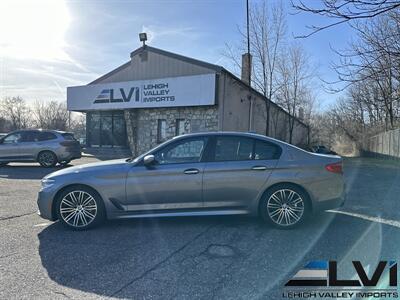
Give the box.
[175,119,190,136]
[157,119,167,143]
[87,111,127,148]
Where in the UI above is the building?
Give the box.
[67,44,309,156]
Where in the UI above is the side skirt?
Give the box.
[110,209,250,220]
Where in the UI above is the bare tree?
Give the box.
[292,0,400,37]
[329,11,400,130]
[275,44,315,143]
[224,0,286,135]
[32,100,69,130]
[0,97,31,130]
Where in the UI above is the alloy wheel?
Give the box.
[59,190,98,228]
[39,152,56,167]
[266,189,305,227]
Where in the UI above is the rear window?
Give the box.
[62,133,76,141]
[214,136,254,161]
[254,140,281,160]
[39,132,57,141]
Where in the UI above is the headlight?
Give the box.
[41,178,55,188]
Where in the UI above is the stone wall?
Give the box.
[125,106,218,156]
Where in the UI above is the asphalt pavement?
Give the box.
[0,157,400,299]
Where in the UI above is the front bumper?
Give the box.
[37,189,57,221]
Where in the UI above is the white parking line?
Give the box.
[33,222,50,227]
[328,210,400,228]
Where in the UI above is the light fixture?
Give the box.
[139,32,147,46]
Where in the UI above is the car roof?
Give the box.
[10,129,67,134]
[173,131,289,146]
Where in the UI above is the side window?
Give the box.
[254,140,281,160]
[21,131,40,142]
[154,138,207,165]
[3,133,22,144]
[39,132,57,141]
[214,137,253,161]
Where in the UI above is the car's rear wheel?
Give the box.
[59,160,71,167]
[38,151,57,167]
[56,186,105,230]
[260,185,310,229]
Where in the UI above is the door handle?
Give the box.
[251,166,267,171]
[184,168,199,174]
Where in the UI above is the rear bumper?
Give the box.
[313,193,346,213]
[59,150,81,162]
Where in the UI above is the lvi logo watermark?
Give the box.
[283,260,398,299]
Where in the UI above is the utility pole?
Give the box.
[246,0,253,131]
[246,0,251,85]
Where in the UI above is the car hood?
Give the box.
[45,159,129,179]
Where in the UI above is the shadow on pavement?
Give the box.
[38,212,400,299]
[0,165,70,180]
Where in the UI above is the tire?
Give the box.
[37,151,58,168]
[260,184,310,229]
[59,160,71,167]
[56,185,106,230]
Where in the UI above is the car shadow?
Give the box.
[37,212,399,299]
[0,164,71,180]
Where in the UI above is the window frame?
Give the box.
[175,118,186,136]
[157,119,167,143]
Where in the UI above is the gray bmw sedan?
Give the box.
[37,132,345,230]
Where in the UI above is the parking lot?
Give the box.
[1,157,400,299]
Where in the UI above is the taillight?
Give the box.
[325,162,343,174]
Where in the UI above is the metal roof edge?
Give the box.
[88,61,131,85]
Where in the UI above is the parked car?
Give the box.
[37,132,345,230]
[311,145,338,155]
[0,129,81,167]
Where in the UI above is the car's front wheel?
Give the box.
[260,185,310,229]
[56,186,105,230]
[38,151,58,167]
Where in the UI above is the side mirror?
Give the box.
[143,154,156,167]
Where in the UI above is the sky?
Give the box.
[0,0,353,110]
